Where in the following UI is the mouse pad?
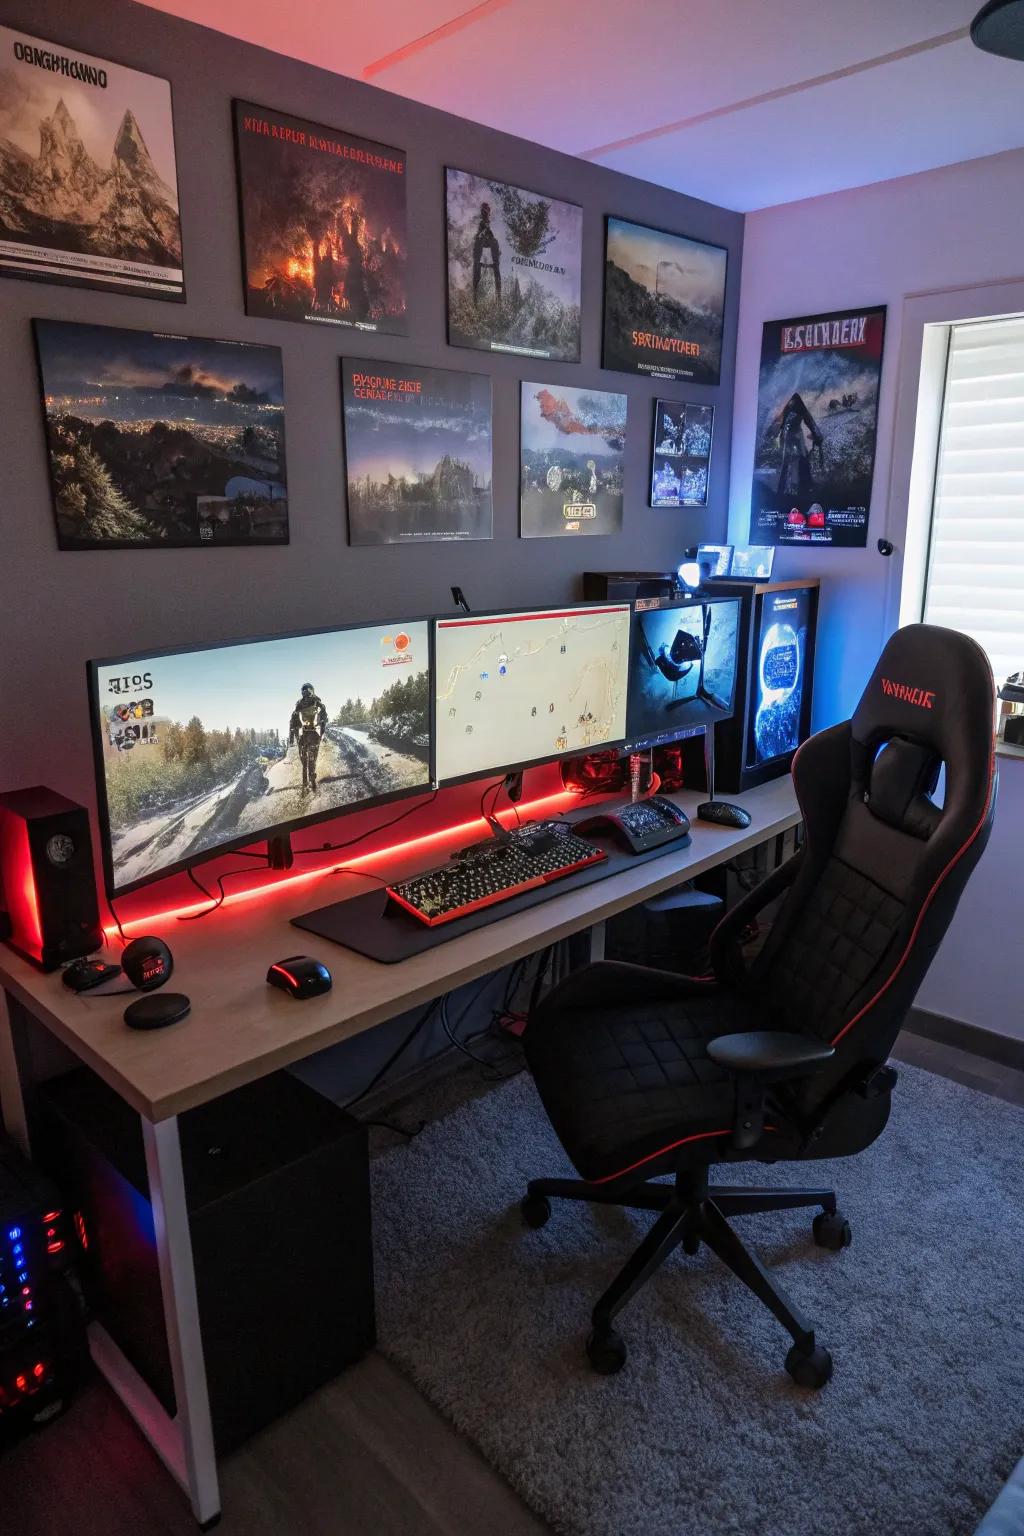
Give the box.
[291,830,691,964]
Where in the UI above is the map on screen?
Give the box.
[434,605,631,782]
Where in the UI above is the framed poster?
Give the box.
[233,100,407,333]
[520,382,626,539]
[33,320,288,550]
[0,27,183,298]
[446,168,582,362]
[602,217,727,384]
[650,399,714,507]
[749,306,887,548]
[342,359,492,545]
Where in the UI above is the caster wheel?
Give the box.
[813,1210,852,1251]
[785,1342,833,1389]
[520,1193,551,1229]
[586,1326,627,1375]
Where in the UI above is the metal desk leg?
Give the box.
[142,1116,221,1529]
[0,988,31,1155]
[590,920,607,962]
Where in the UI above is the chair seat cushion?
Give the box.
[523,961,776,1183]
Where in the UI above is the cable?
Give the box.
[292,787,439,859]
[106,896,128,948]
[177,858,271,921]
[340,999,439,1113]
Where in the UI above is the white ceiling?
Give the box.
[137,0,1024,210]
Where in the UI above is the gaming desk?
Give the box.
[0,776,799,1526]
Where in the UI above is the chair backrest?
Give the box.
[753,623,997,1098]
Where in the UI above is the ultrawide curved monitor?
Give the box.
[88,619,432,896]
[433,604,631,784]
[625,595,741,751]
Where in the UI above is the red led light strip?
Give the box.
[103,788,583,937]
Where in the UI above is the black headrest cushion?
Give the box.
[866,736,940,839]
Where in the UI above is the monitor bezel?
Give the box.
[623,592,743,754]
[728,545,776,580]
[432,602,632,788]
[87,615,436,900]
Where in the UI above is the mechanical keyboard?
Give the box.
[386,823,606,927]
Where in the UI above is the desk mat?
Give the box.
[291,829,691,963]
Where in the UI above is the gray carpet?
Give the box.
[371,1063,1024,1536]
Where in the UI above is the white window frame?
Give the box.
[882,277,1024,658]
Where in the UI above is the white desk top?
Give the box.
[0,779,800,1122]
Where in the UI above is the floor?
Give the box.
[3,1025,1021,1536]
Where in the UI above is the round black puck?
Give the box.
[124,993,191,1031]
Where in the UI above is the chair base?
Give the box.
[522,1168,844,1389]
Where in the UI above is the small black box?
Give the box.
[582,570,676,603]
[35,1069,374,1453]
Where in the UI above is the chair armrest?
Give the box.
[707,1031,835,1081]
[707,1031,834,1152]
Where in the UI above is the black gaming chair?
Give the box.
[520,624,997,1388]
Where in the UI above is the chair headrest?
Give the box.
[865,736,940,839]
[852,624,994,773]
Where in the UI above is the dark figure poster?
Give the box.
[342,360,492,544]
[520,383,626,538]
[650,400,714,507]
[34,320,288,550]
[446,168,582,362]
[234,100,407,333]
[749,306,886,548]
[602,217,727,384]
[0,26,183,298]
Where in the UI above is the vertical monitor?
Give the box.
[89,620,432,895]
[697,544,733,579]
[625,596,741,750]
[433,605,631,784]
[730,545,775,580]
[746,586,811,767]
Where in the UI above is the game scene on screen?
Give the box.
[94,623,430,891]
[626,599,739,746]
[435,606,630,782]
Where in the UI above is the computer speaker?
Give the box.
[0,787,103,971]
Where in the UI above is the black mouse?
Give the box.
[267,956,332,999]
[63,958,122,992]
[696,800,752,830]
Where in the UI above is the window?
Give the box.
[921,315,1024,685]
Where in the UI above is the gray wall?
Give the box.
[0,0,743,811]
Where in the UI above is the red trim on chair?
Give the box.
[587,1125,780,1186]
[829,741,996,1048]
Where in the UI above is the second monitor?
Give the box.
[625,595,741,750]
[434,604,632,784]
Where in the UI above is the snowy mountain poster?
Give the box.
[602,217,726,384]
[342,360,492,545]
[34,320,288,550]
[749,306,886,548]
[446,168,582,362]
[0,27,183,298]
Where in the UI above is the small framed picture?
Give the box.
[649,399,714,507]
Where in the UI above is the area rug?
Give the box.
[371,1063,1024,1535]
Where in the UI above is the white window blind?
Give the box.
[922,315,1024,685]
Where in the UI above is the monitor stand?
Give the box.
[267,832,294,870]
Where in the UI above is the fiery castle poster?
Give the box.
[0,25,183,297]
[234,100,407,333]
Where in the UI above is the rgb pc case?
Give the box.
[712,579,819,793]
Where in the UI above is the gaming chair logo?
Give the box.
[881,677,936,710]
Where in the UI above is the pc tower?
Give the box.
[34,1068,375,1454]
[712,580,820,793]
[0,1136,84,1435]
[0,787,103,971]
